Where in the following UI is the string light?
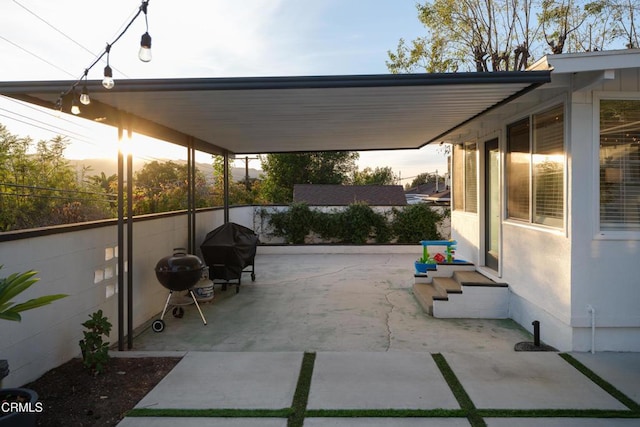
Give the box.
[80,70,91,105]
[102,44,115,89]
[138,1,152,62]
[70,91,81,115]
[53,0,152,114]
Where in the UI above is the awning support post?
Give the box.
[223,151,230,223]
[117,125,124,351]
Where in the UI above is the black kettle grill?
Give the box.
[151,248,208,332]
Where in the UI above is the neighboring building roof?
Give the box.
[404,182,448,195]
[293,184,407,206]
[424,189,451,204]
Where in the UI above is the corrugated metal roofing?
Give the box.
[0,72,550,155]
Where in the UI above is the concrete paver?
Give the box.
[571,352,640,405]
[304,418,471,426]
[117,253,639,426]
[117,418,287,427]
[133,351,302,410]
[443,352,627,410]
[307,351,459,410]
[486,418,640,427]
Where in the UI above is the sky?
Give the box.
[0,0,449,183]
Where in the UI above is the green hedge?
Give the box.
[264,202,445,244]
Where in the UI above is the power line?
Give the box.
[12,0,97,57]
[0,35,76,78]
[0,107,88,141]
[10,0,130,78]
[0,111,189,167]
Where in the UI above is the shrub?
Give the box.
[335,203,391,244]
[392,204,443,243]
[268,203,315,244]
[79,310,112,375]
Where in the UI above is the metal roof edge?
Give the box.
[422,75,551,145]
[0,71,553,93]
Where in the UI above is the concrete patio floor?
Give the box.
[131,250,531,352]
[116,249,640,426]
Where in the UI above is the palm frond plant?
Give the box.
[0,265,67,322]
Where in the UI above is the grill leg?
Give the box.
[189,290,208,326]
[159,291,173,321]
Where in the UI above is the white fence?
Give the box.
[0,207,255,387]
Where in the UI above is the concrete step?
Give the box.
[452,270,495,285]
[432,277,462,295]
[412,283,447,316]
[414,263,476,284]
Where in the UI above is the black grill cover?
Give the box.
[200,222,258,280]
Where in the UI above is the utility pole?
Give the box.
[243,156,259,191]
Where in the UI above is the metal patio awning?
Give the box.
[0,71,550,155]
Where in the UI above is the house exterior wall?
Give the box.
[450,56,640,352]
[451,212,480,265]
[0,207,250,387]
[568,69,640,352]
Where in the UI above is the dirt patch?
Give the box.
[23,357,180,427]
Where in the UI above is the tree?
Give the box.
[259,152,359,203]
[0,125,112,230]
[210,155,266,206]
[387,0,629,74]
[351,166,397,185]
[408,172,447,189]
[133,160,209,214]
[609,0,640,49]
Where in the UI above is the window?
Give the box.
[507,119,530,221]
[600,100,640,231]
[464,143,478,213]
[506,104,565,228]
[452,143,477,213]
[533,106,564,227]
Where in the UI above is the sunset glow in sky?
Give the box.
[0,0,448,181]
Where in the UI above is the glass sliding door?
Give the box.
[485,139,500,271]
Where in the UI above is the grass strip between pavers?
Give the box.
[477,409,640,418]
[432,353,486,427]
[288,351,316,427]
[305,409,467,418]
[559,353,640,412]
[126,408,293,418]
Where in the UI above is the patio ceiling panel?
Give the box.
[0,71,550,154]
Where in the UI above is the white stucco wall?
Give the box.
[568,73,640,352]
[0,207,235,387]
[502,223,573,351]
[448,58,640,352]
[450,211,480,265]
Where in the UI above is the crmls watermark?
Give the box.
[1,401,44,413]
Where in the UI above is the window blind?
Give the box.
[507,119,530,221]
[600,100,640,231]
[464,143,478,213]
[533,105,564,227]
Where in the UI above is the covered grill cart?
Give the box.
[200,222,258,293]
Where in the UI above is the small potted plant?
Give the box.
[0,266,67,427]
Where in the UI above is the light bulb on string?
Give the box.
[80,85,91,105]
[102,44,115,89]
[138,32,152,62]
[71,91,81,115]
[103,65,115,89]
[80,71,91,104]
[138,1,152,62]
